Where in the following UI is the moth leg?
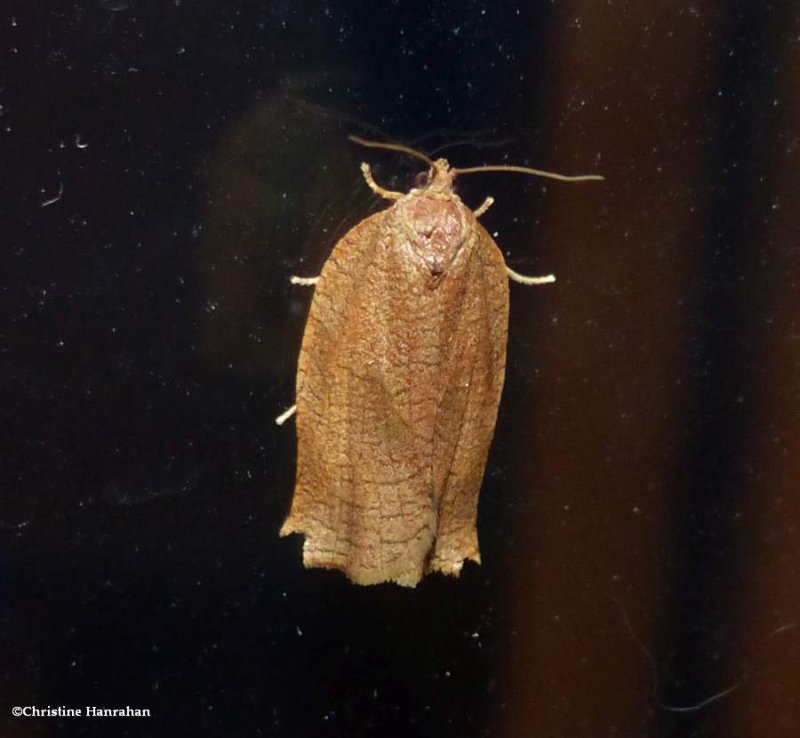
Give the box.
[473,196,494,218]
[290,275,320,286]
[506,266,556,285]
[275,404,297,426]
[360,163,404,200]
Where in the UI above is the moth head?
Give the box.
[412,159,458,195]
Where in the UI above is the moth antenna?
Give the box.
[349,135,434,168]
[454,164,604,183]
[427,135,517,157]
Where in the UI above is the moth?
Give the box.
[277,137,602,586]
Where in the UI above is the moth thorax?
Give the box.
[403,196,467,277]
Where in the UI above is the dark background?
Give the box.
[2,1,800,736]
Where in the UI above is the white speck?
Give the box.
[41,181,64,207]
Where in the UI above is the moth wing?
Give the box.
[281,210,436,586]
[428,224,509,576]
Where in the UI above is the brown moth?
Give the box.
[277,137,602,586]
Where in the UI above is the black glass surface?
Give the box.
[3,2,799,736]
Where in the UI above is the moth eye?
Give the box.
[413,171,431,189]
